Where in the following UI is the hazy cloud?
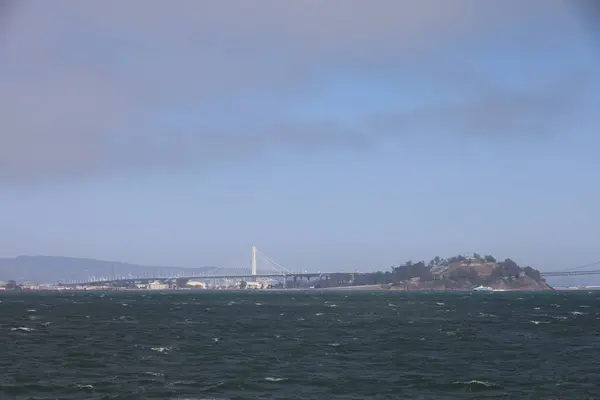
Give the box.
[370,68,596,138]
[0,0,596,183]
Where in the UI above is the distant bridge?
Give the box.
[541,261,600,277]
[541,270,600,277]
[61,249,600,286]
[63,246,323,286]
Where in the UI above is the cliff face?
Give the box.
[390,256,552,291]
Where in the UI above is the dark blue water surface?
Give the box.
[1,290,599,399]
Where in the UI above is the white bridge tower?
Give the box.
[251,245,257,276]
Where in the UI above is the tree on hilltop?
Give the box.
[523,266,542,281]
[447,255,466,264]
[392,261,433,281]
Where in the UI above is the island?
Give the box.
[312,254,552,291]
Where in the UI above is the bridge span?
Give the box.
[541,270,600,277]
[61,247,600,286]
[63,246,323,286]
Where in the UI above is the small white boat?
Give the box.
[473,285,494,292]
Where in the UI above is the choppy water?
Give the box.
[1,290,599,399]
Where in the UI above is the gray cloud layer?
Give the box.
[0,0,596,183]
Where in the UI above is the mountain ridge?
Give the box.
[0,255,215,284]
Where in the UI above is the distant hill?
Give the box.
[0,256,215,284]
[392,255,552,291]
[313,254,552,290]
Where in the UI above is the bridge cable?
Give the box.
[557,260,600,272]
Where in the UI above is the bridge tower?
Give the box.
[251,245,257,277]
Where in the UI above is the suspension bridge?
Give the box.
[540,261,600,277]
[64,246,321,286]
[61,247,600,286]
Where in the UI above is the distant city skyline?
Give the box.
[1,1,599,274]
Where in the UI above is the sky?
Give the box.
[1,0,599,276]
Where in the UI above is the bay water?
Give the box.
[1,290,598,399]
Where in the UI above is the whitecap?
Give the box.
[143,371,164,377]
[10,327,33,332]
[478,312,495,317]
[453,380,498,388]
[150,347,172,353]
[265,377,287,382]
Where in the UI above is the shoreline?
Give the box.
[1,285,573,293]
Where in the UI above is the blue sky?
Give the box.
[1,1,599,278]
